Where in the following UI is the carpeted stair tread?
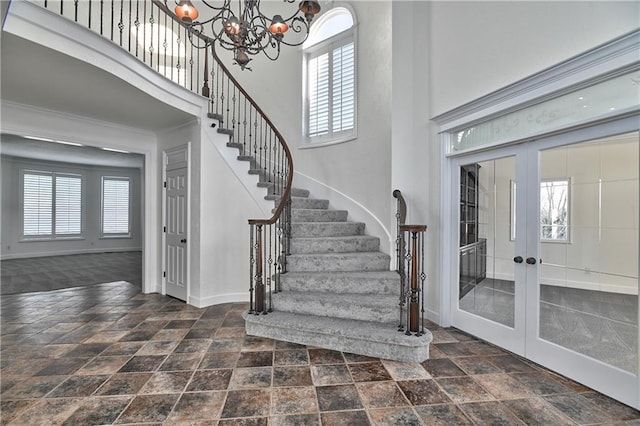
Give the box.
[290,222,365,237]
[292,209,348,223]
[290,235,381,253]
[244,310,432,362]
[279,271,400,294]
[287,252,390,272]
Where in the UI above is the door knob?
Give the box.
[526,257,537,265]
[180,239,187,244]
[513,256,523,263]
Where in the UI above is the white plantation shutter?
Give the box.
[23,172,53,236]
[332,42,355,133]
[308,52,330,137]
[55,175,82,235]
[102,178,130,235]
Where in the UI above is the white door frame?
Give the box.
[162,143,191,300]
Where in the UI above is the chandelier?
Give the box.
[169,0,321,70]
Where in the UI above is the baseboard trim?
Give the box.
[0,247,142,261]
[189,292,248,309]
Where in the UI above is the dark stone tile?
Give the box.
[397,379,452,405]
[343,352,379,363]
[7,397,84,425]
[544,394,616,424]
[208,339,244,352]
[489,354,537,373]
[139,371,193,394]
[271,386,318,415]
[348,361,391,382]
[165,319,196,329]
[436,377,494,403]
[434,342,478,357]
[187,369,233,391]
[453,356,503,375]
[275,341,306,350]
[160,353,204,371]
[136,340,179,355]
[118,329,159,342]
[168,391,227,421]
[311,364,352,385]
[34,357,88,376]
[502,397,576,426]
[47,375,109,398]
[199,351,240,369]
[414,404,473,426]
[60,396,132,426]
[320,410,370,426]
[1,375,67,399]
[173,339,212,353]
[218,417,267,425]
[64,342,111,357]
[274,349,309,366]
[229,366,272,389]
[273,366,313,387]
[76,355,131,375]
[242,336,276,351]
[115,393,179,423]
[308,348,344,364]
[118,355,166,372]
[236,351,273,367]
[511,372,574,395]
[368,407,422,425]
[101,341,145,356]
[221,389,271,418]
[270,413,320,426]
[357,381,409,408]
[184,328,215,339]
[473,373,537,399]
[0,399,37,424]
[459,401,526,425]
[421,358,467,378]
[582,392,640,421]
[95,372,152,396]
[315,384,363,412]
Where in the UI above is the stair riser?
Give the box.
[287,254,390,272]
[272,294,398,323]
[291,222,364,238]
[292,210,348,223]
[279,275,399,295]
[245,319,429,363]
[290,237,380,254]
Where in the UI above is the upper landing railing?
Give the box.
[29,0,293,313]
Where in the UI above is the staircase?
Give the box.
[223,132,432,361]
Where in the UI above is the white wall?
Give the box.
[1,155,142,259]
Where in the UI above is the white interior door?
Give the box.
[164,145,189,301]
[450,120,639,408]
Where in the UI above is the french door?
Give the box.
[450,119,639,408]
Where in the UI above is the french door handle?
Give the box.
[180,239,187,244]
[526,257,537,265]
[513,256,523,264]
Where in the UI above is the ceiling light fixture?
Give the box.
[167,0,321,70]
[24,135,83,146]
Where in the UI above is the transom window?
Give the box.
[22,170,83,238]
[303,7,356,145]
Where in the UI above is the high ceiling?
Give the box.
[1,32,194,167]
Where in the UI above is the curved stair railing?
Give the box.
[31,0,293,314]
[394,190,427,336]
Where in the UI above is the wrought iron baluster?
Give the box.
[88,0,92,28]
[134,0,140,58]
[100,0,103,35]
[249,224,255,314]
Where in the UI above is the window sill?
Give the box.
[99,235,132,240]
[20,236,85,243]
[300,134,357,149]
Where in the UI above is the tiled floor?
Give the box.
[1,281,639,425]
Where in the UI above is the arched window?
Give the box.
[303,7,356,146]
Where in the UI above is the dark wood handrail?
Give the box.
[151,0,293,226]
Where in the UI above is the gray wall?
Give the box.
[1,155,142,259]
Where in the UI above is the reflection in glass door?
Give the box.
[459,157,516,328]
[533,131,639,378]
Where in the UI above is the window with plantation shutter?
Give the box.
[22,170,83,238]
[102,177,130,236]
[304,7,356,145]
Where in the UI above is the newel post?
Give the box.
[253,223,265,314]
[401,224,427,335]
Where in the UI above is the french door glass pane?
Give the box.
[539,132,639,373]
[459,156,516,327]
